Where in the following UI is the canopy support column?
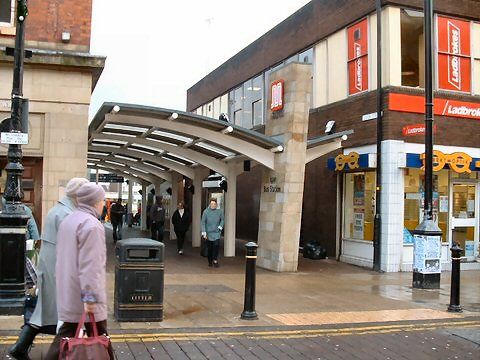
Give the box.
[141,182,147,231]
[224,169,238,257]
[170,173,181,240]
[192,168,208,248]
[127,180,133,227]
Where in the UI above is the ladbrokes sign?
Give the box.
[438,16,471,93]
[347,19,368,95]
[390,93,480,121]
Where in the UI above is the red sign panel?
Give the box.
[270,80,284,112]
[347,19,368,95]
[437,16,471,92]
[390,93,480,120]
[402,124,437,136]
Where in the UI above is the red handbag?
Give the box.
[59,312,112,360]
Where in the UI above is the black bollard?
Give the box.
[447,243,463,313]
[241,242,258,320]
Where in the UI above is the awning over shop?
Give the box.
[328,150,480,173]
[306,130,354,164]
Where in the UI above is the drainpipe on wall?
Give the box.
[373,0,383,272]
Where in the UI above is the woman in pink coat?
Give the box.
[46,183,113,359]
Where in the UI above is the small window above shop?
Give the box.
[299,48,313,64]
[0,0,14,26]
[401,9,424,87]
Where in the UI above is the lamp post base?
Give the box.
[241,310,258,320]
[0,211,29,316]
[413,272,440,289]
[412,219,442,290]
[447,304,463,313]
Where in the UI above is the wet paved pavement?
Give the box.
[0,225,479,358]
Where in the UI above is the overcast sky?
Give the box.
[89,0,310,120]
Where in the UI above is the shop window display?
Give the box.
[451,183,476,256]
[343,172,376,241]
[404,169,449,242]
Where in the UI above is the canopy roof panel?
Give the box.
[89,103,284,179]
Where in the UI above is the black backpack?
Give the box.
[303,242,327,260]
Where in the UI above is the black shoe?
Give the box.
[9,324,38,360]
[213,261,219,268]
[208,262,213,267]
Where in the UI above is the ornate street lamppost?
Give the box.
[0,0,30,315]
[412,0,442,289]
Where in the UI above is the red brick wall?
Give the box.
[25,0,92,47]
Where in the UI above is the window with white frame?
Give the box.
[0,0,14,26]
[231,86,243,126]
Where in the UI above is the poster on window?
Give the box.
[403,227,414,244]
[437,16,471,93]
[465,241,474,257]
[353,174,365,206]
[439,196,449,213]
[353,211,364,239]
[347,18,368,95]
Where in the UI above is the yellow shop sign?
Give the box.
[335,152,360,171]
[420,150,472,174]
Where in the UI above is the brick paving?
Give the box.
[1,321,479,359]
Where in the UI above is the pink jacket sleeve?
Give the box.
[78,222,105,303]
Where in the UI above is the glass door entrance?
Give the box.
[450,182,479,260]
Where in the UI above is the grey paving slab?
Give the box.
[448,327,480,345]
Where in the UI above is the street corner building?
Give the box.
[0,0,105,228]
[186,0,480,272]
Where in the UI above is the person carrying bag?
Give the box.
[59,312,111,359]
[45,183,113,359]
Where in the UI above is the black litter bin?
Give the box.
[114,238,164,321]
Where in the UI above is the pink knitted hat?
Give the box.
[65,177,89,198]
[76,183,105,206]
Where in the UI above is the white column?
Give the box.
[117,183,122,200]
[95,169,99,184]
[141,182,148,231]
[191,169,205,248]
[170,173,180,240]
[127,181,133,214]
[380,140,405,272]
[224,169,237,257]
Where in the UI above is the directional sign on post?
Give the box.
[1,132,28,145]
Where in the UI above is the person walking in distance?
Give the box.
[9,177,88,360]
[201,198,224,267]
[150,195,166,242]
[172,201,190,255]
[110,198,125,243]
[45,182,113,360]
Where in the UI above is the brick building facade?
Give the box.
[0,0,104,228]
[187,0,480,272]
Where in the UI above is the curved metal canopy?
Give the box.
[88,103,284,182]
